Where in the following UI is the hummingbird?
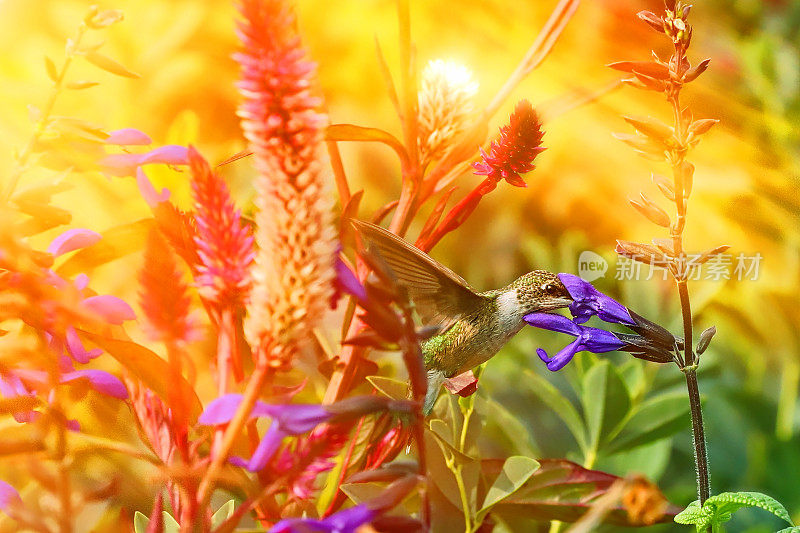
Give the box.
[352,220,573,414]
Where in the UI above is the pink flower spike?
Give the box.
[48,228,102,257]
[83,295,136,324]
[140,145,189,165]
[61,369,128,399]
[105,128,152,146]
[136,168,171,208]
[65,327,102,364]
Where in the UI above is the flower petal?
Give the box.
[240,423,285,471]
[199,394,276,425]
[105,128,152,146]
[136,168,171,208]
[140,145,189,165]
[558,273,634,325]
[334,257,367,303]
[65,327,102,364]
[538,338,583,371]
[581,327,626,353]
[264,404,332,435]
[82,295,136,324]
[523,312,580,335]
[98,153,145,177]
[61,369,129,399]
[0,480,21,514]
[47,228,102,257]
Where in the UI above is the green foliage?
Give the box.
[675,491,793,532]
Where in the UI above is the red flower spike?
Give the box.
[472,99,545,187]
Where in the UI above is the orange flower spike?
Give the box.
[138,230,195,345]
[236,0,337,370]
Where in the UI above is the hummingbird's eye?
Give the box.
[542,282,561,295]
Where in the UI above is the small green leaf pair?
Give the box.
[133,500,234,533]
[675,491,793,532]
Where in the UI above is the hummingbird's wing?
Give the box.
[352,219,485,331]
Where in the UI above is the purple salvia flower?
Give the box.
[558,273,635,325]
[332,256,367,307]
[105,128,152,146]
[99,145,189,177]
[136,168,171,208]
[47,228,102,257]
[199,394,333,472]
[524,313,625,371]
[269,503,376,533]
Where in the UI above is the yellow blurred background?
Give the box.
[1,0,799,527]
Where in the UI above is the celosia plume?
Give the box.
[188,146,254,309]
[138,229,195,343]
[236,0,337,370]
[473,98,545,187]
[418,59,478,166]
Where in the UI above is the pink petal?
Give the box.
[83,295,136,324]
[74,274,90,291]
[65,327,102,364]
[136,168,171,208]
[0,480,22,513]
[105,128,152,146]
[47,228,102,257]
[61,370,128,399]
[140,145,188,165]
[98,153,145,177]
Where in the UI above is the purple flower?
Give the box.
[0,480,21,515]
[47,228,102,257]
[524,313,625,371]
[199,394,334,472]
[136,168,171,208]
[82,295,136,324]
[269,504,376,533]
[332,256,367,307]
[99,145,189,177]
[558,273,634,326]
[105,128,152,146]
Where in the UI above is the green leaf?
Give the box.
[366,375,408,401]
[580,361,631,451]
[709,491,792,524]
[85,51,140,78]
[133,511,148,533]
[608,392,689,454]
[523,370,587,452]
[674,500,706,526]
[477,456,539,521]
[211,500,235,528]
[133,511,179,533]
[163,511,180,533]
[776,528,800,533]
[675,492,793,530]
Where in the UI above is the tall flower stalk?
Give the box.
[197,0,337,509]
[611,0,721,506]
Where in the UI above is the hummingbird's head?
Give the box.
[507,270,573,314]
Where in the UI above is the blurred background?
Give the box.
[0,0,798,530]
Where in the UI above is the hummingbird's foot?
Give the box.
[422,370,446,416]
